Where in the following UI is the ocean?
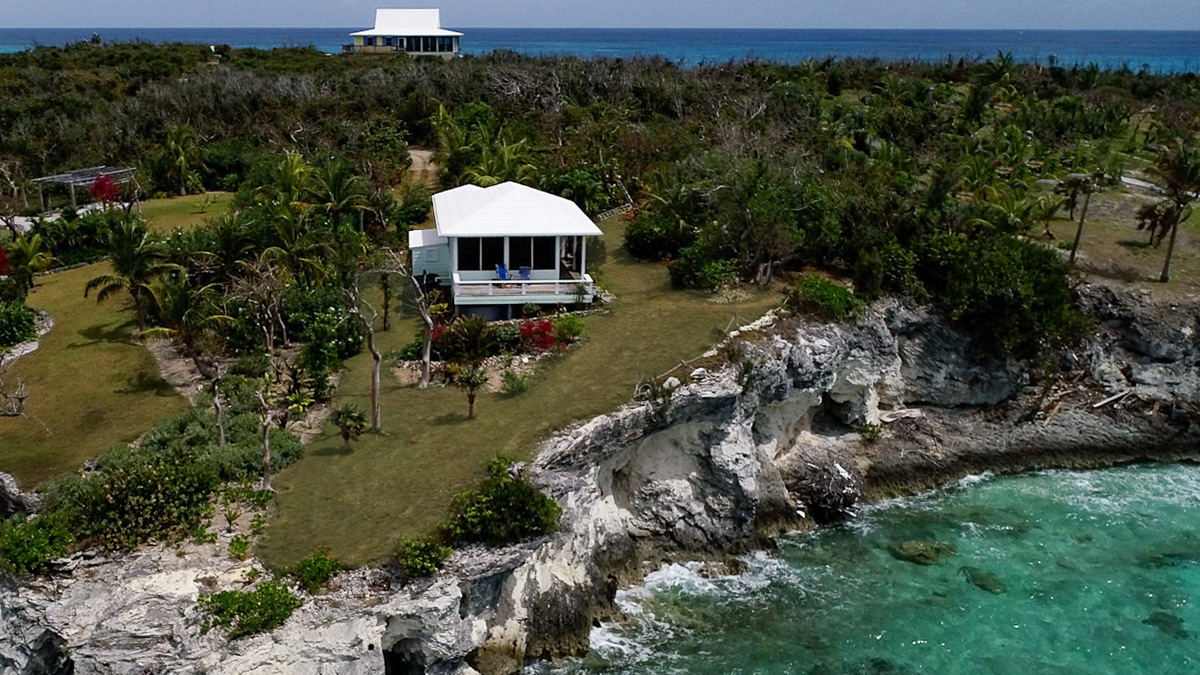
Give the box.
[3,28,1200,72]
[538,465,1200,675]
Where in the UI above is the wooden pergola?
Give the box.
[31,166,136,211]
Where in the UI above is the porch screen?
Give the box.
[481,237,505,273]
[532,237,556,269]
[457,237,481,271]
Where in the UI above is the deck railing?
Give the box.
[452,273,593,300]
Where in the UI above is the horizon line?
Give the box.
[8,26,1200,33]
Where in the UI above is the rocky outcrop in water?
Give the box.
[2,285,1197,674]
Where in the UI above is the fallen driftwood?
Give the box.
[1093,389,1133,409]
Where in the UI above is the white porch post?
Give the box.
[580,237,587,278]
[554,236,561,280]
[503,237,510,274]
[450,237,457,276]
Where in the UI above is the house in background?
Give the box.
[409,182,602,319]
[344,9,462,57]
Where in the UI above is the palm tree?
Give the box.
[1061,173,1098,266]
[311,158,368,228]
[547,169,608,215]
[462,136,538,187]
[143,271,230,354]
[449,316,497,366]
[457,365,489,420]
[163,125,204,197]
[84,219,178,328]
[259,151,312,209]
[259,204,328,283]
[332,404,368,447]
[1148,139,1200,282]
[7,234,52,295]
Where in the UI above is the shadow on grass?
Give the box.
[71,320,136,347]
[433,412,470,426]
[116,370,178,396]
[1117,239,1154,250]
[310,444,355,457]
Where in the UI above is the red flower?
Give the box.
[0,248,9,277]
[90,175,120,206]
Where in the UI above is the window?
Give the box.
[423,36,436,52]
[406,37,419,52]
[481,238,505,273]
[532,237,557,270]
[438,37,453,52]
[385,37,394,47]
[457,238,481,271]
[509,237,532,270]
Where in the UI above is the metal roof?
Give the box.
[32,166,135,188]
[350,9,463,37]
[408,227,448,249]
[432,183,603,238]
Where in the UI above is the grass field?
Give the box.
[1045,188,1200,297]
[139,192,233,234]
[256,219,778,567]
[0,264,189,485]
[0,195,229,487]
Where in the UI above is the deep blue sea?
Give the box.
[4,28,1200,72]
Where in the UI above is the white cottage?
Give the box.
[408,182,602,318]
[345,9,462,57]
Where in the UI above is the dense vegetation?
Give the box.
[5,41,1200,583]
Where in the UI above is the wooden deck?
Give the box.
[452,275,594,305]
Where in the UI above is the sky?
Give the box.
[2,0,1200,30]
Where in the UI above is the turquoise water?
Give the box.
[544,466,1200,674]
[4,29,1200,72]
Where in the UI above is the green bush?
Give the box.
[917,233,1088,356]
[624,212,684,261]
[229,352,270,378]
[551,315,585,345]
[293,549,342,593]
[199,580,303,639]
[782,274,862,321]
[0,515,74,577]
[441,457,562,545]
[500,370,532,395]
[0,301,36,348]
[393,537,452,578]
[667,244,738,290]
[228,535,249,560]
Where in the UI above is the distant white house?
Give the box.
[345,9,462,57]
[409,182,602,318]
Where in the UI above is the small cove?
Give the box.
[542,465,1200,674]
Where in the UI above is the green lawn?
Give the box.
[0,195,229,488]
[257,220,778,567]
[0,264,188,486]
[1046,189,1200,296]
[139,192,233,234]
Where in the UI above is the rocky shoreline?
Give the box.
[2,278,1198,674]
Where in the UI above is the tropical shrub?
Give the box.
[519,319,556,352]
[293,549,342,593]
[332,404,368,445]
[228,535,249,560]
[0,515,74,577]
[551,315,585,345]
[500,370,532,395]
[782,274,862,321]
[393,537,452,578]
[0,301,36,348]
[441,457,562,545]
[624,212,685,261]
[199,580,303,639]
[667,244,738,290]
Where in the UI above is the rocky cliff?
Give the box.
[3,280,1197,674]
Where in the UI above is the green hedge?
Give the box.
[199,580,303,639]
[0,301,36,348]
[782,274,862,321]
[0,515,74,577]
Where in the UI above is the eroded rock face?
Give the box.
[0,472,39,519]
[3,288,1197,675]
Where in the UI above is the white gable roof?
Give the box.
[408,227,447,249]
[432,182,603,238]
[351,9,463,37]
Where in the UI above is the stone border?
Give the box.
[0,308,54,370]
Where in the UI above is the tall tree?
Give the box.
[1148,139,1200,282]
[163,125,204,197]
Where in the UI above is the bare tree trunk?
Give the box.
[213,393,226,448]
[380,273,392,332]
[411,274,435,389]
[256,392,274,491]
[1068,191,1091,267]
[367,324,382,431]
[468,392,476,419]
[1161,211,1182,282]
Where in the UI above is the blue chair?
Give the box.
[518,266,532,281]
[496,263,509,281]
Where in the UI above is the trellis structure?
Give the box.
[31,166,136,210]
